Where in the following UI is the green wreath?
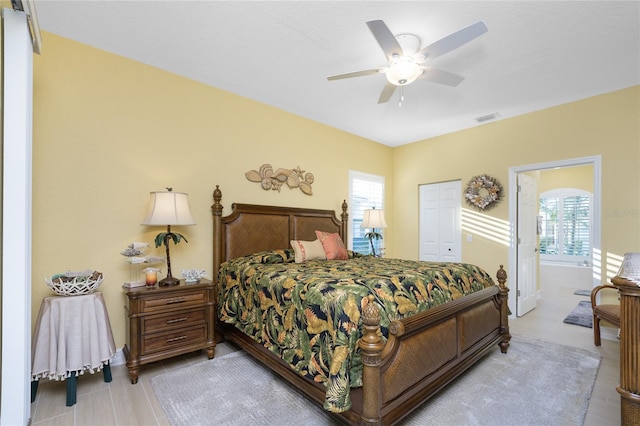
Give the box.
[465,174,503,211]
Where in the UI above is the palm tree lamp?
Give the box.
[141,188,195,286]
[361,208,387,257]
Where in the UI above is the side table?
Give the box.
[31,292,116,406]
[123,279,215,384]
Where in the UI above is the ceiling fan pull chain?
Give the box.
[399,86,405,107]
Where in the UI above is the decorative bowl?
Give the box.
[45,271,104,296]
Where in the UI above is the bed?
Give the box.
[211,185,510,425]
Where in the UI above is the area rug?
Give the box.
[563,300,593,328]
[151,334,600,426]
[574,289,591,296]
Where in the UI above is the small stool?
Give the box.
[31,292,116,406]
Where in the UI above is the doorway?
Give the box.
[508,156,601,317]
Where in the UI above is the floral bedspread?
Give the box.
[217,250,495,413]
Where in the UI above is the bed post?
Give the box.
[341,199,348,245]
[358,295,384,425]
[496,265,511,353]
[211,185,223,290]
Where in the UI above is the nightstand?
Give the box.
[123,279,215,384]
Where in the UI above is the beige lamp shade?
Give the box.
[361,209,387,229]
[141,190,195,226]
[617,252,640,282]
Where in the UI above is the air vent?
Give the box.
[475,113,500,123]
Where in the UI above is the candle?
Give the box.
[145,270,158,286]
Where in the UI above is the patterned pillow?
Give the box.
[290,239,326,263]
[315,230,348,260]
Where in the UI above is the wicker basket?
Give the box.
[45,271,104,296]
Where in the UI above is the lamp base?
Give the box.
[159,276,180,286]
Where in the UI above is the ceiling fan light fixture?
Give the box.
[386,56,422,86]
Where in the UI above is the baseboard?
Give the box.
[111,348,126,366]
[601,326,620,342]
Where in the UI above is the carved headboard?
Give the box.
[211,185,348,284]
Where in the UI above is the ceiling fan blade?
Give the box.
[419,67,465,87]
[327,69,380,81]
[366,20,403,63]
[378,82,397,104]
[417,21,488,62]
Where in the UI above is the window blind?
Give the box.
[539,189,592,263]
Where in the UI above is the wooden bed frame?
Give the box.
[211,186,511,425]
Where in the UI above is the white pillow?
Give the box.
[290,239,326,263]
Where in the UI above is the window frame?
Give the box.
[348,171,385,255]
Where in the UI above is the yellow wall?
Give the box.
[32,33,393,347]
[33,32,640,350]
[393,86,640,279]
[538,164,594,194]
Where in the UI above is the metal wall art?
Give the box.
[245,164,314,195]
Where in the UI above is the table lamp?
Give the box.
[361,207,387,257]
[141,188,195,286]
[616,252,640,283]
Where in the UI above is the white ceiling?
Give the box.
[33,1,640,147]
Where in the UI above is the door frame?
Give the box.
[2,8,35,425]
[508,155,601,317]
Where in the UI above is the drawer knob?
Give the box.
[166,298,187,305]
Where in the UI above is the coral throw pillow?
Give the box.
[290,239,326,263]
[315,230,348,260]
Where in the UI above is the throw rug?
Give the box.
[563,300,593,328]
[574,289,591,296]
[151,334,600,426]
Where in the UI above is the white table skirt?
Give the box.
[31,292,116,381]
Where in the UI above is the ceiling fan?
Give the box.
[327,20,488,104]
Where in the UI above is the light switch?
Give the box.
[467,234,473,242]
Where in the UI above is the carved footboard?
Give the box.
[359,266,510,425]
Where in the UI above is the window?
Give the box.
[539,188,592,264]
[349,171,385,255]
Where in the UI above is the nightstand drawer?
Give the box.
[142,325,208,355]
[142,308,205,333]
[140,290,207,313]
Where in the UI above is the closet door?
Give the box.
[419,181,461,262]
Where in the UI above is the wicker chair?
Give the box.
[590,284,620,346]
